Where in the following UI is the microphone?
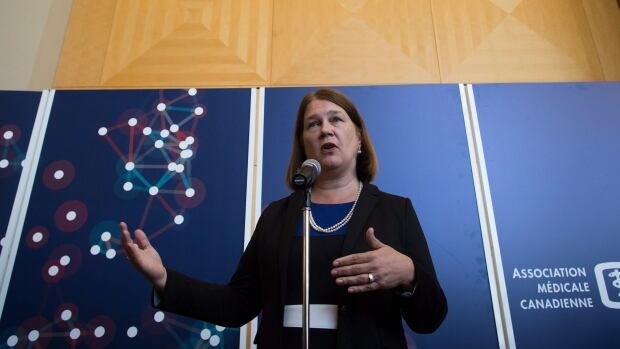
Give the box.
[293,159,321,188]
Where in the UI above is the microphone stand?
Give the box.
[301,185,311,349]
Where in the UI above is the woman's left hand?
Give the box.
[331,227,415,293]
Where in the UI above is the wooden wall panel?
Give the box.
[582,0,620,80]
[54,0,620,87]
[54,0,117,88]
[54,0,272,88]
[271,0,441,86]
[432,0,609,83]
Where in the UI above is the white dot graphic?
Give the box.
[160,129,170,138]
[179,141,188,150]
[98,127,107,136]
[127,326,138,338]
[90,245,101,255]
[3,130,13,140]
[185,188,195,198]
[170,124,179,133]
[48,265,59,276]
[53,170,64,180]
[69,328,80,340]
[123,182,133,191]
[215,325,225,332]
[154,311,165,323]
[7,334,18,346]
[200,328,211,340]
[157,103,166,111]
[175,164,185,173]
[61,309,72,321]
[128,118,137,127]
[149,187,159,196]
[174,215,184,225]
[180,149,193,159]
[186,136,195,145]
[209,335,220,346]
[66,211,77,222]
[125,162,135,171]
[154,140,164,148]
[94,326,105,338]
[188,88,197,96]
[60,255,71,266]
[106,249,116,259]
[28,330,39,342]
[194,106,204,116]
[143,127,152,135]
[101,231,111,242]
[0,159,8,168]
[167,162,177,172]
[32,232,43,243]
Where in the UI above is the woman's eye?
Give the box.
[307,121,319,128]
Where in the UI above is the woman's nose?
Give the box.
[320,122,334,136]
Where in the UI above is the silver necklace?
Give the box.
[309,181,363,233]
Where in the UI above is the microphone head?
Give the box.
[302,159,321,176]
[293,159,321,188]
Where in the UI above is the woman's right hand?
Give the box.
[119,222,167,290]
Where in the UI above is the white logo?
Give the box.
[594,262,620,309]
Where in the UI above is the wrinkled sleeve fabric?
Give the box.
[151,204,271,327]
[397,198,447,333]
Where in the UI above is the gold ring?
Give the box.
[368,272,375,283]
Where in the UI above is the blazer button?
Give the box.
[339,305,347,313]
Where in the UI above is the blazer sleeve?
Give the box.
[152,205,270,327]
[398,198,448,333]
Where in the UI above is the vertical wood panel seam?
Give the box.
[429,0,443,83]
[581,0,615,81]
[100,0,122,86]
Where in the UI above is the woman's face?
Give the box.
[302,99,361,177]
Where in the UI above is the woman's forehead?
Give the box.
[304,99,348,118]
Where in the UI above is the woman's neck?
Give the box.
[311,175,360,204]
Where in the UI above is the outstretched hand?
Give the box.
[120,222,167,290]
[331,227,415,293]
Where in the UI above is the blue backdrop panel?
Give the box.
[263,86,498,349]
[474,82,620,349]
[0,89,250,348]
[0,91,42,253]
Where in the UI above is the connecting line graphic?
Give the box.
[150,311,233,348]
[0,127,25,172]
[1,89,224,348]
[93,88,206,259]
[1,278,116,348]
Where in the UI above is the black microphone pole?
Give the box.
[293,159,320,349]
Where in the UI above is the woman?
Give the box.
[120,89,447,348]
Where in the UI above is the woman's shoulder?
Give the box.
[367,183,411,205]
[260,191,303,218]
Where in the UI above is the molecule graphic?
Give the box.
[0,124,25,175]
[0,124,26,250]
[1,89,232,348]
[91,88,207,260]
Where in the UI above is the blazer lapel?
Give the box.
[341,182,379,257]
[278,190,303,300]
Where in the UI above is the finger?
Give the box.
[365,227,385,250]
[347,282,381,294]
[331,262,372,277]
[134,229,152,249]
[119,222,133,245]
[123,240,141,260]
[333,252,373,267]
[335,273,373,286]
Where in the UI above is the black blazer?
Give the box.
[156,183,447,348]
